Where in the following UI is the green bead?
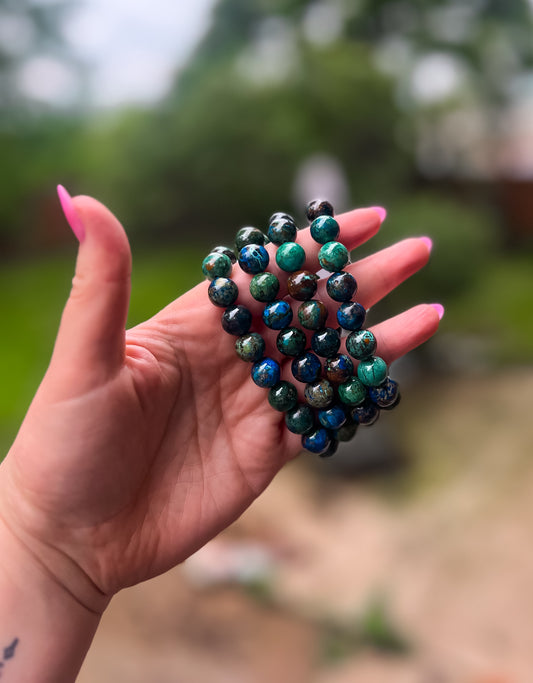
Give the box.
[202,252,232,280]
[276,327,307,357]
[276,242,306,272]
[310,216,340,244]
[318,242,349,272]
[235,332,265,362]
[346,330,377,360]
[285,404,315,435]
[338,377,367,406]
[268,381,298,412]
[335,420,359,442]
[249,272,280,302]
[235,227,266,251]
[357,356,388,387]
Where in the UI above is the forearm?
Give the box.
[0,519,103,683]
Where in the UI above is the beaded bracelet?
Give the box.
[202,199,400,458]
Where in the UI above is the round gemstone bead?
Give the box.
[276,242,306,272]
[221,304,252,335]
[310,215,340,244]
[269,211,295,225]
[235,227,266,251]
[251,358,280,388]
[357,356,388,387]
[318,404,346,430]
[249,272,280,302]
[262,300,293,330]
[326,272,357,302]
[318,242,349,272]
[306,199,334,222]
[381,392,401,411]
[302,427,331,455]
[267,218,297,245]
[351,400,380,426]
[319,438,339,458]
[346,329,376,359]
[235,332,265,362]
[337,302,366,331]
[369,377,399,407]
[287,270,318,301]
[268,381,298,412]
[335,419,359,442]
[297,300,328,330]
[338,376,367,406]
[208,277,238,308]
[291,351,322,383]
[285,404,315,435]
[311,327,341,358]
[324,354,354,384]
[211,245,237,264]
[304,379,334,408]
[276,327,307,357]
[238,244,269,274]
[202,252,232,280]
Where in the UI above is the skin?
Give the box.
[0,196,440,681]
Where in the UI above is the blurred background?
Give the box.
[1,0,533,680]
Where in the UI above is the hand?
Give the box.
[0,194,440,615]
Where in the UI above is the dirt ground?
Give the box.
[78,369,533,683]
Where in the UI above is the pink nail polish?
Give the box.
[431,303,445,320]
[57,184,85,242]
[370,206,387,223]
[420,236,433,252]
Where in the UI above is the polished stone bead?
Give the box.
[291,351,322,383]
[311,327,341,358]
[269,211,295,225]
[211,245,237,264]
[251,358,280,388]
[324,354,354,383]
[369,377,399,407]
[318,242,349,272]
[310,215,340,244]
[238,244,269,274]
[319,438,339,458]
[302,427,331,455]
[287,270,318,301]
[285,404,315,435]
[334,419,359,442]
[357,356,388,387]
[268,218,297,245]
[276,242,306,272]
[318,404,346,430]
[235,332,265,362]
[268,381,298,412]
[221,304,252,335]
[337,302,366,331]
[326,272,357,302]
[276,327,307,357]
[306,199,334,222]
[262,300,293,330]
[351,400,380,426]
[380,391,401,411]
[346,329,376,359]
[297,300,328,330]
[338,376,367,406]
[235,227,266,251]
[249,272,280,302]
[202,252,232,280]
[208,277,238,308]
[304,379,334,408]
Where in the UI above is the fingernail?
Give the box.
[431,303,445,320]
[57,184,85,242]
[370,206,387,223]
[420,236,433,252]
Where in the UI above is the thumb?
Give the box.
[49,186,132,391]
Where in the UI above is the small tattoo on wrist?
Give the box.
[0,638,19,678]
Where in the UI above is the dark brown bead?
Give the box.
[324,354,354,384]
[287,270,318,301]
[306,199,334,222]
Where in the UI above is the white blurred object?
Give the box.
[293,154,349,215]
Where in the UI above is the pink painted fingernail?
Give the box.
[57,184,85,242]
[420,236,433,252]
[431,303,445,320]
[370,206,387,223]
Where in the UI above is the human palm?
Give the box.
[0,195,439,611]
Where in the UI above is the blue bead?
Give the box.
[351,401,380,426]
[369,378,399,407]
[291,351,322,383]
[262,300,293,330]
[310,216,340,244]
[302,428,331,455]
[208,277,238,307]
[337,302,366,331]
[238,244,269,274]
[311,327,341,358]
[221,305,252,335]
[326,272,357,302]
[318,404,347,430]
[251,358,280,388]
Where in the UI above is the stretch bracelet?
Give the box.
[202,199,400,458]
